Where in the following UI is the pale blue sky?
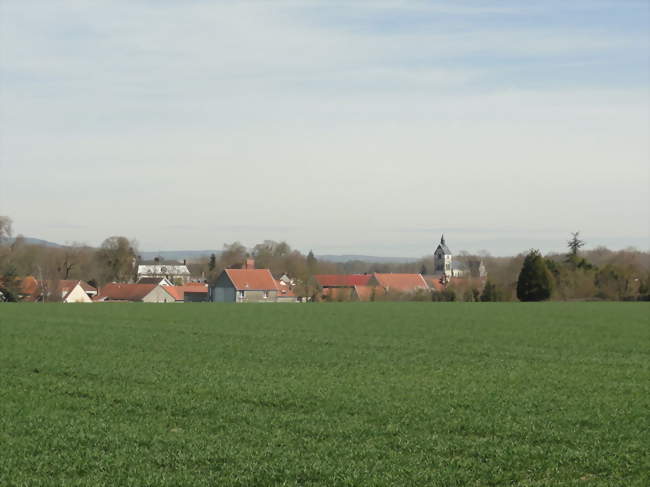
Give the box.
[1,1,648,256]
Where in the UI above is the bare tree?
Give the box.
[220,242,247,268]
[96,236,138,284]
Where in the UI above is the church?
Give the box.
[433,235,487,280]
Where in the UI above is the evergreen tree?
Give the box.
[208,253,216,271]
[567,231,585,257]
[516,250,553,301]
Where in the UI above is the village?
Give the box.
[6,236,488,303]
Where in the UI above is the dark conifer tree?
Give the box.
[516,250,553,301]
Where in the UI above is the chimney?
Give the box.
[244,258,255,270]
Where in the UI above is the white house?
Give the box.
[60,280,96,303]
[137,264,191,284]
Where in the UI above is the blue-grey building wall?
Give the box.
[210,271,236,302]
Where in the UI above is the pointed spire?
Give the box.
[441,234,445,246]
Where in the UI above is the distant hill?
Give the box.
[9,237,64,248]
[316,254,417,264]
[6,239,417,264]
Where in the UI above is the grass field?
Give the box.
[0,303,648,486]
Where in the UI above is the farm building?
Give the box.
[369,273,429,294]
[163,283,209,302]
[315,274,372,301]
[137,264,191,284]
[94,283,176,303]
[209,269,279,303]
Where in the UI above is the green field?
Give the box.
[0,303,648,486]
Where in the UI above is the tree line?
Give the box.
[1,215,648,302]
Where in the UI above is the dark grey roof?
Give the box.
[136,277,169,285]
[436,234,451,254]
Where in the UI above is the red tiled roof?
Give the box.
[423,276,445,292]
[163,286,184,301]
[353,285,385,301]
[315,274,372,287]
[225,269,279,291]
[372,273,429,293]
[94,283,158,302]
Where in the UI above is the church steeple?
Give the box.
[434,233,453,278]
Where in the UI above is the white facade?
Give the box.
[62,283,93,303]
[137,265,191,284]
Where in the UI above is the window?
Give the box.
[263,291,269,299]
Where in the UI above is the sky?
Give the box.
[1,0,648,257]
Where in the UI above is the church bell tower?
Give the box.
[433,234,452,278]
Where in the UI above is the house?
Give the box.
[94,283,176,303]
[370,273,429,294]
[59,280,97,303]
[137,264,191,284]
[209,268,279,303]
